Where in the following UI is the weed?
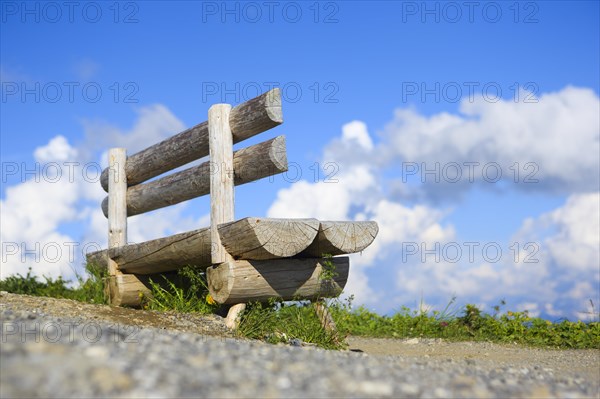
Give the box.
[145,266,220,314]
[320,254,339,282]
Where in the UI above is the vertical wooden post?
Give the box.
[208,104,234,264]
[107,148,127,302]
[108,149,128,260]
[208,104,246,328]
[104,148,152,306]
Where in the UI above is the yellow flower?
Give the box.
[206,293,216,305]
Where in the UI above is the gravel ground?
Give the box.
[1,292,598,398]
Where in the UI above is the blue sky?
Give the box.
[1,1,599,320]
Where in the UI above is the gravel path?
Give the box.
[1,293,598,398]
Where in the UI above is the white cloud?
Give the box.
[33,135,78,162]
[341,121,373,151]
[268,122,454,308]
[267,86,599,319]
[82,104,185,157]
[1,105,206,282]
[1,138,80,280]
[381,86,600,196]
[389,192,600,320]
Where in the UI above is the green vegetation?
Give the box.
[319,253,339,281]
[238,299,344,350]
[1,266,598,350]
[330,297,600,349]
[144,266,220,314]
[0,265,106,304]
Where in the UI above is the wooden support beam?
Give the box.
[105,148,130,306]
[207,103,241,329]
[208,103,235,265]
[100,136,288,217]
[107,148,127,276]
[206,257,349,305]
[99,89,283,191]
[301,221,379,257]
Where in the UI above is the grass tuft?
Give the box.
[237,299,346,350]
[144,266,220,314]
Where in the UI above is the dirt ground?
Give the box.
[2,292,598,382]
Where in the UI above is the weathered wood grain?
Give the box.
[218,217,319,259]
[98,272,195,308]
[106,274,152,307]
[86,227,212,275]
[86,218,377,275]
[209,104,235,265]
[99,88,283,191]
[301,221,379,257]
[225,303,246,330]
[206,257,349,304]
[107,148,128,277]
[100,136,288,217]
[314,300,339,337]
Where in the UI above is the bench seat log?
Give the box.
[87,218,320,274]
[87,219,377,275]
[206,257,349,305]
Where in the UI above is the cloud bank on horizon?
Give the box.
[1,85,598,320]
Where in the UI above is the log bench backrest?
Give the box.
[100,89,285,239]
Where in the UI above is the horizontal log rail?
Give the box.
[99,88,282,191]
[100,136,287,217]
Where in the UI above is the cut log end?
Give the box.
[302,221,379,257]
[105,274,152,307]
[219,218,320,260]
[265,87,283,124]
[268,135,288,173]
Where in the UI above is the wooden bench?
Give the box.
[87,89,378,327]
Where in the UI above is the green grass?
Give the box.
[0,265,106,304]
[1,266,598,350]
[329,296,600,349]
[238,299,345,350]
[143,266,221,314]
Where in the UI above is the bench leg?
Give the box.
[313,300,337,333]
[313,300,345,345]
[225,303,247,330]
